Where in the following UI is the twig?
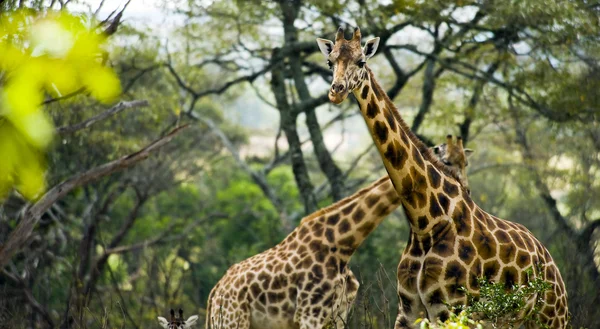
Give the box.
[56,100,149,134]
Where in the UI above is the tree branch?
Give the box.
[56,100,149,134]
[0,125,189,268]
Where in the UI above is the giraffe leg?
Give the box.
[207,293,251,329]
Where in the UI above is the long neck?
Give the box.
[296,176,400,262]
[352,69,466,234]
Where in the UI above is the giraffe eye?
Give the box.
[357,60,366,68]
[442,160,451,166]
[327,60,333,69]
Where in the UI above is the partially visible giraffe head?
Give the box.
[432,135,474,192]
[316,26,379,104]
[157,309,198,329]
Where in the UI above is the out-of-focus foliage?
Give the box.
[0,9,120,200]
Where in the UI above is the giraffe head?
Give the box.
[432,135,474,192]
[316,26,379,104]
[157,309,198,329]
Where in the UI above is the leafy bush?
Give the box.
[416,266,551,329]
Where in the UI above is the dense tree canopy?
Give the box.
[0,0,598,328]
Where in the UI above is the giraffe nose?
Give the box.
[331,83,345,94]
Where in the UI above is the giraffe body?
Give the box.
[317,27,568,329]
[206,177,400,329]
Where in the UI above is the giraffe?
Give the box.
[158,309,199,329]
[316,27,568,329]
[204,142,472,329]
[432,135,474,194]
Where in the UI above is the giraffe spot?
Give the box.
[420,257,444,291]
[361,85,369,99]
[301,256,312,269]
[339,236,356,249]
[545,265,557,282]
[284,263,293,274]
[384,140,407,169]
[287,240,298,251]
[268,306,279,315]
[375,202,390,216]
[366,97,379,118]
[400,175,413,200]
[412,145,425,169]
[321,282,332,294]
[453,202,472,237]
[245,272,255,283]
[469,258,482,290]
[427,288,445,305]
[399,292,413,313]
[408,239,423,257]
[437,193,450,213]
[495,230,511,244]
[397,316,409,328]
[543,305,556,318]
[427,164,442,189]
[483,260,500,280]
[442,179,459,197]
[446,281,464,300]
[238,286,248,301]
[358,221,376,236]
[374,120,388,144]
[366,194,379,208]
[249,282,261,298]
[311,306,321,317]
[297,245,307,255]
[496,219,509,230]
[458,239,476,265]
[258,272,272,290]
[429,193,444,218]
[325,257,337,279]
[421,234,433,253]
[311,222,324,237]
[417,216,429,231]
[298,226,309,239]
[338,219,351,234]
[342,202,356,215]
[521,233,535,252]
[499,244,517,264]
[271,275,287,290]
[501,266,519,288]
[473,230,497,260]
[327,214,340,226]
[437,310,450,322]
[339,260,347,273]
[315,249,328,262]
[445,260,467,283]
[433,234,455,257]
[267,292,285,304]
[311,264,324,280]
[325,228,334,243]
[352,207,365,223]
[509,230,526,249]
[397,258,420,293]
[384,108,397,132]
[373,84,383,101]
[340,247,354,256]
[288,287,297,300]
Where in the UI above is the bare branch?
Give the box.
[56,100,149,135]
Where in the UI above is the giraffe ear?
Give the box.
[184,315,199,328]
[363,37,380,59]
[157,317,169,329]
[464,148,475,158]
[316,38,334,58]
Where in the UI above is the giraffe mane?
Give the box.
[300,176,389,224]
[366,68,464,185]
